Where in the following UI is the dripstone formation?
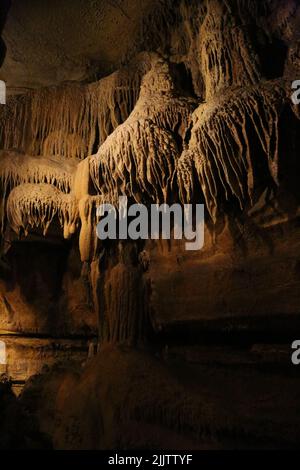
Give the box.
[1,0,300,449]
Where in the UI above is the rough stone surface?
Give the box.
[0,0,300,450]
[0,0,156,92]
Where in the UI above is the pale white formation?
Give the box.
[7,183,78,239]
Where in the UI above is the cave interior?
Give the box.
[0,0,300,450]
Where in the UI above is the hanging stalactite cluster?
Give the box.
[1,42,299,260]
[0,0,300,345]
[7,183,78,238]
[0,150,77,194]
[0,150,78,236]
[0,55,150,160]
[198,0,262,101]
[177,80,290,221]
[89,55,196,205]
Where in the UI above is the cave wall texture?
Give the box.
[1,0,300,450]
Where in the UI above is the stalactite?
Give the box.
[177,0,208,99]
[0,94,32,151]
[90,56,195,204]
[87,54,149,146]
[90,119,180,204]
[73,157,91,201]
[0,57,149,160]
[199,0,262,101]
[0,0,298,368]
[78,195,105,262]
[0,151,78,237]
[100,243,151,346]
[0,150,76,194]
[135,57,196,132]
[177,80,290,221]
[7,183,78,238]
[0,86,90,158]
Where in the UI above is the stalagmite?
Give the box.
[100,243,151,345]
[1,0,300,451]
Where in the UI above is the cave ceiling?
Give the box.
[0,0,154,92]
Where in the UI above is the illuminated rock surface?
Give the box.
[0,0,300,449]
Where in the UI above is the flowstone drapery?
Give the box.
[0,0,300,345]
[1,0,300,450]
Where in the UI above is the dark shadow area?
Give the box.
[0,0,11,67]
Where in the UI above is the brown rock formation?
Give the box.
[0,0,300,450]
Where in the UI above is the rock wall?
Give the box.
[0,0,300,449]
[1,0,299,341]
